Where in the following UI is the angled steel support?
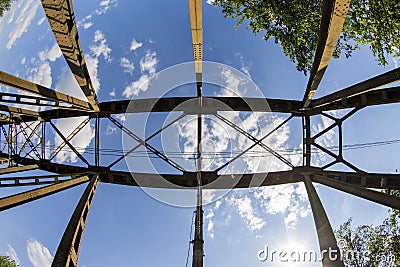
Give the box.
[41,0,99,111]
[0,175,89,211]
[0,164,38,175]
[107,113,186,168]
[312,67,400,108]
[311,174,400,210]
[50,117,90,160]
[50,121,90,166]
[215,113,293,168]
[302,0,350,108]
[108,116,185,172]
[215,115,293,172]
[18,122,41,157]
[0,71,91,110]
[304,175,344,267]
[52,175,98,267]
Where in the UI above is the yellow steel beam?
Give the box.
[189,0,203,83]
[41,0,99,111]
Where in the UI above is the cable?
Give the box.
[185,211,195,267]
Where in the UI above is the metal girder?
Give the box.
[0,71,91,110]
[189,0,203,85]
[52,175,98,267]
[3,152,400,190]
[41,0,99,111]
[310,86,400,113]
[0,174,86,187]
[0,104,40,117]
[303,0,350,108]
[0,164,38,175]
[311,174,400,210]
[36,97,303,121]
[304,175,344,267]
[7,91,399,123]
[0,175,89,211]
[312,67,400,108]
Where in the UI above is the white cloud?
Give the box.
[105,124,117,135]
[83,21,94,29]
[21,57,26,65]
[37,17,46,26]
[77,0,117,29]
[84,30,112,93]
[228,195,266,231]
[90,30,112,62]
[86,55,100,93]
[206,0,215,4]
[236,53,252,77]
[120,57,135,75]
[254,183,310,229]
[218,67,247,96]
[6,244,20,266]
[130,38,142,51]
[38,43,62,62]
[27,240,53,267]
[140,51,158,75]
[109,88,116,98]
[122,74,149,98]
[6,0,40,49]
[28,61,52,88]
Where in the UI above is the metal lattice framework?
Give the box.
[1,0,400,266]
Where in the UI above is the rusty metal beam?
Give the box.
[189,0,203,85]
[0,164,38,175]
[0,174,85,187]
[0,71,91,110]
[0,104,40,117]
[303,0,350,108]
[2,153,400,189]
[41,0,99,111]
[0,175,89,211]
[52,175,98,267]
[311,174,400,210]
[312,67,400,109]
[304,175,344,266]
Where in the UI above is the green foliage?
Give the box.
[335,190,400,267]
[214,0,400,74]
[0,0,13,17]
[0,255,18,267]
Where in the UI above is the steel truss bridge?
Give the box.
[1,0,400,266]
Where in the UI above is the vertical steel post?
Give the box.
[304,175,344,267]
[41,121,46,160]
[52,175,99,267]
[303,115,311,167]
[95,117,100,167]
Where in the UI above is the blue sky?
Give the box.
[0,0,400,266]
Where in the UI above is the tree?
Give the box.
[335,190,400,267]
[0,255,18,267]
[213,0,400,74]
[0,0,14,17]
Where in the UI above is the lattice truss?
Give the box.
[0,0,400,266]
